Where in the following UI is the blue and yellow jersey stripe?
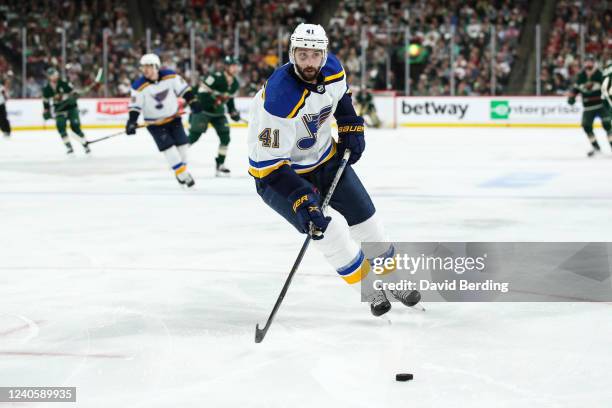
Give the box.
[292,142,336,174]
[160,74,177,81]
[323,69,345,85]
[131,70,179,92]
[131,76,147,91]
[144,112,181,126]
[321,53,345,85]
[286,89,310,119]
[248,157,291,178]
[248,142,337,179]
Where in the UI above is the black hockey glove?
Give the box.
[567,96,576,106]
[336,116,365,165]
[289,187,331,239]
[229,110,241,122]
[125,120,137,135]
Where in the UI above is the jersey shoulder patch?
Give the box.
[263,65,310,119]
[320,53,345,85]
[159,69,177,81]
[131,75,149,91]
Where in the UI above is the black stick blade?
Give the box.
[254,324,265,343]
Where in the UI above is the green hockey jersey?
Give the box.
[42,79,77,113]
[570,69,604,110]
[197,71,240,116]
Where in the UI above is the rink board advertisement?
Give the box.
[362,242,612,302]
[391,97,585,127]
[5,99,131,130]
[6,96,591,130]
[5,98,252,130]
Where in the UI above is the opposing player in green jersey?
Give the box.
[189,56,241,176]
[568,56,612,157]
[42,68,91,155]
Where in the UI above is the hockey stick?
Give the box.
[255,148,352,343]
[54,68,104,112]
[76,68,104,96]
[88,113,186,144]
[87,129,127,145]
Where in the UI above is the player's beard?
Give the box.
[297,65,319,82]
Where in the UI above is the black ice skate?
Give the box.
[183,173,195,187]
[216,163,231,177]
[587,148,601,158]
[367,290,391,317]
[82,141,91,154]
[390,289,422,307]
[66,144,74,155]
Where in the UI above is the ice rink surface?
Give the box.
[1,126,612,407]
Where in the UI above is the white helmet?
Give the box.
[289,23,329,67]
[140,53,161,69]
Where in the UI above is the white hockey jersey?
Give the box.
[248,53,348,178]
[129,69,189,124]
[0,84,6,105]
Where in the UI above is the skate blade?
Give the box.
[410,303,426,312]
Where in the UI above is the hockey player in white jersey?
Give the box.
[248,23,420,316]
[0,76,10,138]
[126,54,203,187]
[603,59,612,108]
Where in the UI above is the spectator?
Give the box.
[543,0,611,95]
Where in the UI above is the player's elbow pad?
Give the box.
[261,164,312,200]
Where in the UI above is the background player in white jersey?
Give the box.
[247,23,420,316]
[602,59,612,110]
[126,54,203,187]
[0,73,11,138]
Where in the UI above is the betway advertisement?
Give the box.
[393,97,583,127]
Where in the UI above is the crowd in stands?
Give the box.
[0,0,141,97]
[0,0,312,98]
[151,0,313,96]
[542,0,611,95]
[1,0,609,99]
[328,0,528,95]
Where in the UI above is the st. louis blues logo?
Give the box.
[152,89,169,109]
[297,105,333,150]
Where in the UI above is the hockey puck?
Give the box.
[395,373,413,382]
